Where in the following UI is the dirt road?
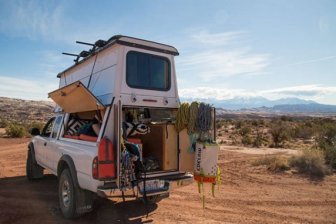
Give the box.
[0,138,335,223]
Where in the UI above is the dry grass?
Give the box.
[252,149,331,178]
[252,155,290,172]
[289,149,331,178]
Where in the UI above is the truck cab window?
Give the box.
[126,51,170,91]
[51,116,63,138]
[41,117,55,137]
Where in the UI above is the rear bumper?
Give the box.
[163,172,194,190]
[97,172,193,198]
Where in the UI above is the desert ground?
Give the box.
[0,135,335,224]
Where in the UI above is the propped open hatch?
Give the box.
[48,81,105,113]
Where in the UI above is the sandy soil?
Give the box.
[0,138,335,224]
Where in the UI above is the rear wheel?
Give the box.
[26,149,43,180]
[59,169,93,219]
[59,169,76,218]
[146,193,167,204]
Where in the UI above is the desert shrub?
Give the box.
[219,139,226,144]
[253,131,263,148]
[240,125,251,136]
[280,116,293,122]
[5,123,26,138]
[317,124,336,150]
[251,120,258,126]
[0,119,9,128]
[241,135,252,146]
[316,124,336,168]
[294,124,314,140]
[252,156,290,172]
[24,121,44,133]
[289,149,330,177]
[216,121,223,129]
[324,147,336,169]
[258,119,265,127]
[235,120,243,129]
[269,121,292,147]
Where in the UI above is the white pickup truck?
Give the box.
[27,35,216,218]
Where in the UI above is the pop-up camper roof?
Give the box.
[57,35,179,78]
[53,34,180,110]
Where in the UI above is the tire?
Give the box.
[26,149,43,180]
[58,169,93,219]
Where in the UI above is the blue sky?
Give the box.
[0,0,335,104]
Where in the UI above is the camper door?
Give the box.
[48,81,105,113]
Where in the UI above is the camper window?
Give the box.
[126,51,170,91]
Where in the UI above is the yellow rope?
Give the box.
[175,102,190,132]
[187,101,199,135]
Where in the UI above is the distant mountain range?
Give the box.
[181,96,336,114]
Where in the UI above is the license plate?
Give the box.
[138,179,166,193]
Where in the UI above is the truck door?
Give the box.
[45,115,63,172]
[178,107,216,173]
[34,117,56,167]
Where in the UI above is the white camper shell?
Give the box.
[57,35,179,108]
[28,35,214,218]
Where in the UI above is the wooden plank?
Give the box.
[178,129,195,172]
[163,124,177,170]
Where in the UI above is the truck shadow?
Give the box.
[0,174,157,223]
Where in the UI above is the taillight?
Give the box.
[92,156,98,179]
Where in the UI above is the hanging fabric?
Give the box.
[194,142,220,208]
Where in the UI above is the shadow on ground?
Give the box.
[0,174,157,223]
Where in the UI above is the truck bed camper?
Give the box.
[27,35,218,218]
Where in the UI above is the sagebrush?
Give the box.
[289,149,330,177]
[5,123,26,138]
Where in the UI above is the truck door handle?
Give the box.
[44,142,47,146]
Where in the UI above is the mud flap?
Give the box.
[75,188,94,215]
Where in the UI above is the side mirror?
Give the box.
[30,128,40,136]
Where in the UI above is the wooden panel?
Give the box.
[179,129,195,172]
[140,125,164,169]
[49,81,104,113]
[163,124,178,170]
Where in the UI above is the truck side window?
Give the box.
[126,51,170,91]
[51,116,63,139]
[41,117,55,137]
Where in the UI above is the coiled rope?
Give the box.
[175,102,190,132]
[196,103,212,133]
[187,101,199,135]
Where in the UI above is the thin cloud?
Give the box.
[261,85,336,97]
[38,51,72,77]
[179,87,257,100]
[0,1,120,44]
[0,76,57,100]
[179,85,336,101]
[287,55,336,66]
[0,1,64,40]
[177,30,270,80]
[191,31,247,46]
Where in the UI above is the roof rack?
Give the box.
[58,35,179,77]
